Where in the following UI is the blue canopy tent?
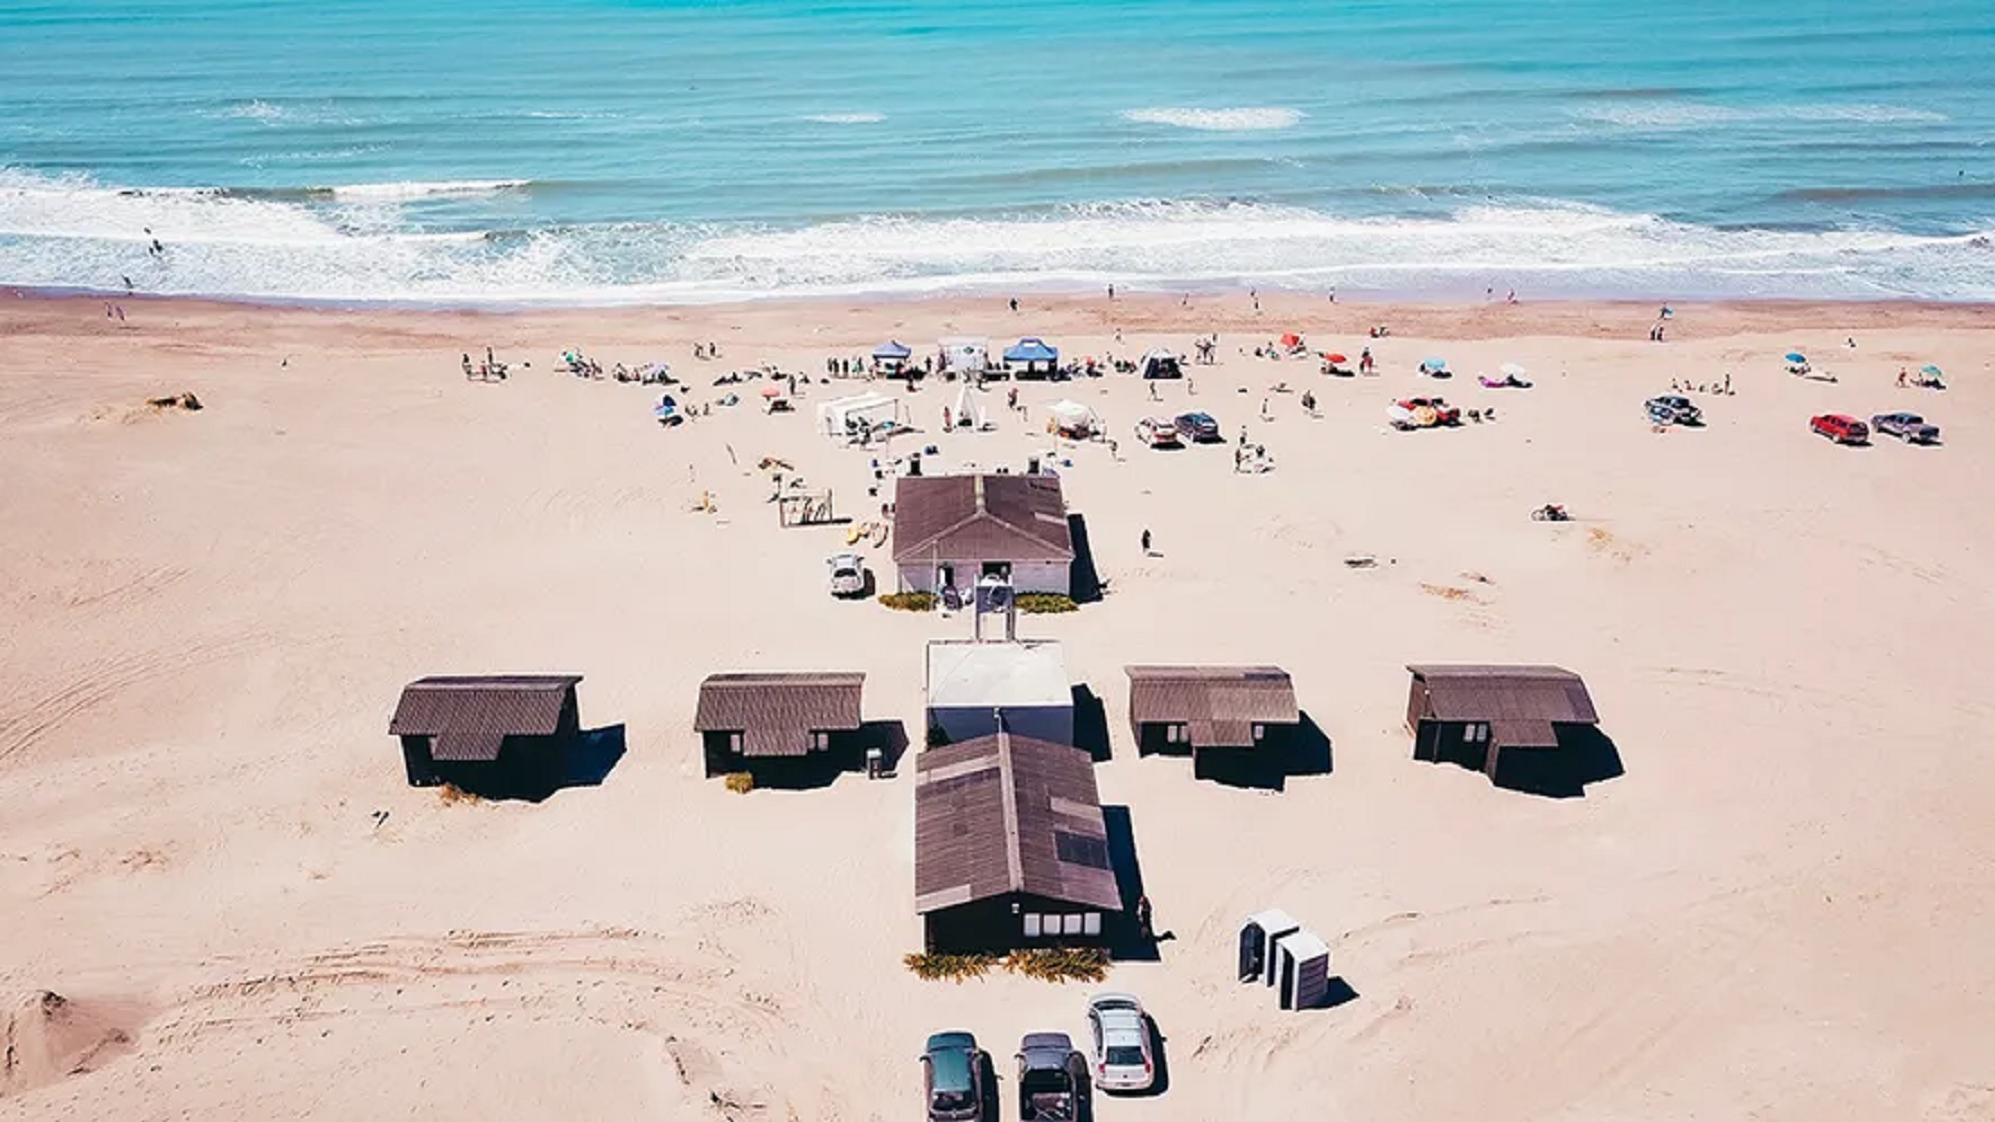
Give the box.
[873,339,913,375]
[1003,337,1061,378]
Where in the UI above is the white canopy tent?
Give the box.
[937,337,989,375]
[1046,399,1099,438]
[818,392,901,440]
[949,382,989,431]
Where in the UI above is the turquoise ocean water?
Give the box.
[2,0,1992,304]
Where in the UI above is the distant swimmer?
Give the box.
[121,275,134,293]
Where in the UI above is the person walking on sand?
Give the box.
[1009,297,1018,313]
[1135,894,1154,941]
[1107,284,1115,300]
[1141,528,1152,555]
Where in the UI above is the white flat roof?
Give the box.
[1276,929,1331,960]
[926,640,1071,710]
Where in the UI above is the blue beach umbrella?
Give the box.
[1784,352,1807,364]
[1422,356,1447,369]
[1920,364,1943,377]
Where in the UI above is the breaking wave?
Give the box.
[1120,108,1305,132]
[1,170,1990,304]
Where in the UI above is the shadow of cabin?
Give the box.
[1066,513,1103,603]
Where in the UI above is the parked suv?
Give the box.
[1810,413,1869,445]
[1173,411,1221,443]
[923,1032,989,1122]
[1016,1033,1083,1121]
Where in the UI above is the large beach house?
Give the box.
[914,730,1122,952]
[891,473,1075,597]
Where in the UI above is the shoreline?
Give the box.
[10,286,1995,344]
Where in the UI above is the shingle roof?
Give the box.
[1406,665,1598,726]
[892,474,1074,565]
[914,732,1121,914]
[1125,665,1298,747]
[388,676,581,761]
[693,672,865,757]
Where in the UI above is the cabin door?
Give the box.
[1239,923,1265,983]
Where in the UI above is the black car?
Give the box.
[1645,394,1703,425]
[1174,411,1221,442]
[1016,1033,1084,1121]
[1870,412,1940,444]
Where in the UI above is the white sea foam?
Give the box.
[1121,108,1304,132]
[1577,102,1948,129]
[803,113,886,124]
[326,179,531,201]
[2,170,1990,304]
[228,99,286,124]
[0,168,347,245]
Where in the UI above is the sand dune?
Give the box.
[2,290,1993,1120]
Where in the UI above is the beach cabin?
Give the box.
[693,671,865,775]
[1271,929,1333,1011]
[1137,350,1182,380]
[1003,337,1060,379]
[925,639,1073,747]
[873,340,912,375]
[1404,664,1601,784]
[891,473,1074,597]
[914,730,1121,952]
[389,675,583,798]
[1238,908,1302,985]
[1124,665,1299,758]
[937,337,989,378]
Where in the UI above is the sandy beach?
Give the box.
[4,288,1994,1121]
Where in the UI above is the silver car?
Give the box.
[1085,992,1155,1093]
[826,552,868,597]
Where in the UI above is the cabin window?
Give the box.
[1462,724,1476,743]
[810,731,830,751]
[1165,723,1186,744]
[1252,723,1265,741]
[1023,913,1042,937]
[1083,912,1102,936]
[728,732,743,752]
[1061,913,1084,936]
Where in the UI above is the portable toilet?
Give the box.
[1238,909,1301,985]
[1272,928,1332,1011]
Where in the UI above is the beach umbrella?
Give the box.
[1324,353,1347,364]
[761,383,785,398]
[1423,356,1447,369]
[1500,361,1526,377]
[1921,364,1944,377]
[1784,352,1807,364]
